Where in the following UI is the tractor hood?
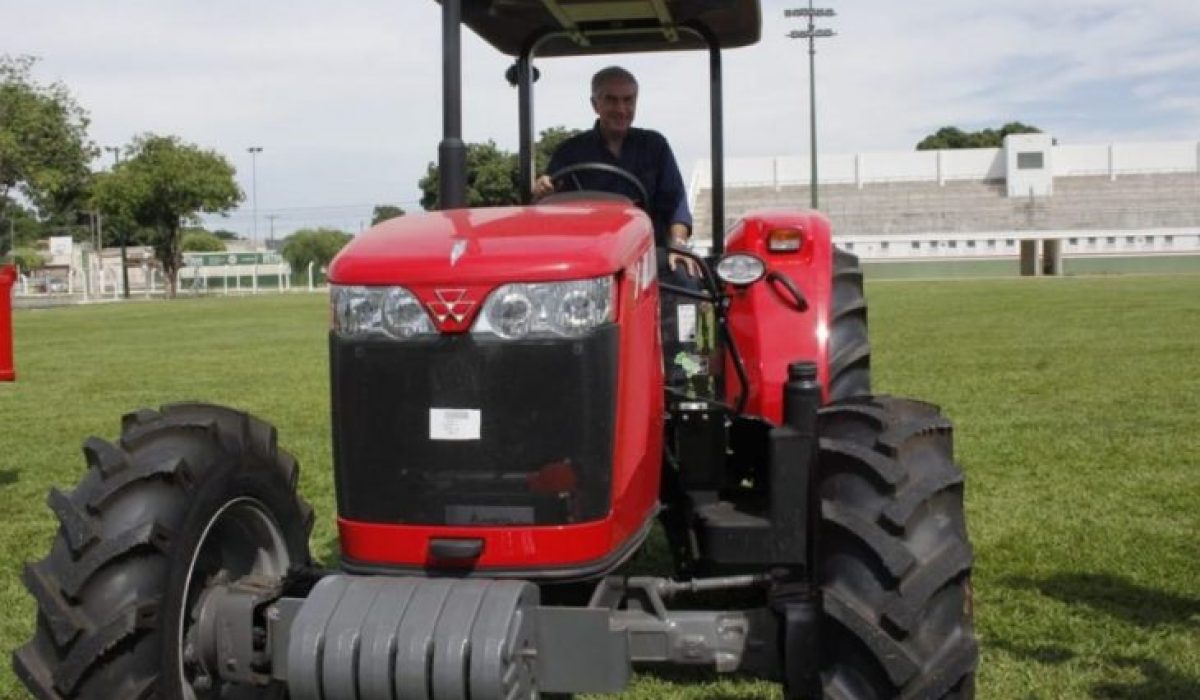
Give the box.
[328,201,652,286]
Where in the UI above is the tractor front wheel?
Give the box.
[810,396,977,699]
[13,403,313,700]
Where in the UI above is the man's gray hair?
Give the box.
[591,66,638,99]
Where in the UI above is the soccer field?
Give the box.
[863,253,1200,279]
[1,275,1197,698]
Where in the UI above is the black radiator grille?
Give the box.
[330,327,619,526]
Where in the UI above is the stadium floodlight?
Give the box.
[785,1,836,209]
[788,29,836,39]
[785,8,835,17]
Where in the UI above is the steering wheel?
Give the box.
[547,161,649,205]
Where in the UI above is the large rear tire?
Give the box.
[827,248,871,402]
[813,396,976,699]
[13,403,313,700]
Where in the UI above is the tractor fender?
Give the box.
[723,209,837,421]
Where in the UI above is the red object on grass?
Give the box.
[0,264,15,381]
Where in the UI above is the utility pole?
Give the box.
[786,2,836,210]
[247,146,263,247]
[105,146,131,298]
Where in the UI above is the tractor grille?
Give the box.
[330,328,618,526]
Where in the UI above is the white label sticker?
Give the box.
[429,408,481,441]
[677,304,697,343]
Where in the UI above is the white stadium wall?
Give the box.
[689,137,1200,262]
[692,139,1199,192]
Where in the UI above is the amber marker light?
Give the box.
[767,227,804,252]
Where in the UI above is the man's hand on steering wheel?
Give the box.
[533,174,556,199]
[667,223,701,277]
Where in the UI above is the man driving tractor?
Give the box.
[534,66,700,277]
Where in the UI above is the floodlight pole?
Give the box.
[247,146,263,246]
[106,146,131,299]
[786,2,835,210]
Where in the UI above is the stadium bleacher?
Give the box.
[689,138,1200,273]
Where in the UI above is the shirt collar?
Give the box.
[589,120,639,144]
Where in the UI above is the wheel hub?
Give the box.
[180,498,292,697]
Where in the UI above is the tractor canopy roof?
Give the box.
[442,0,761,57]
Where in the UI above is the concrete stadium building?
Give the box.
[689,135,1200,276]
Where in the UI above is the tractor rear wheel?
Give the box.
[827,248,871,401]
[13,403,313,700]
[811,396,976,699]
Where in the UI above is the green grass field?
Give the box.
[1,275,1197,699]
[863,254,1200,279]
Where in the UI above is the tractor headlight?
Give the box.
[473,276,614,340]
[331,285,436,339]
[716,253,767,287]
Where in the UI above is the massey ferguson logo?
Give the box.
[427,289,475,324]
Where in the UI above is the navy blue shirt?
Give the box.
[547,122,692,247]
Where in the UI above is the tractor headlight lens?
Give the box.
[331,285,435,339]
[382,287,436,338]
[474,276,614,339]
[716,254,767,286]
[488,287,535,338]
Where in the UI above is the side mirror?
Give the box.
[504,63,541,87]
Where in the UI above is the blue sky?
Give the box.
[3,0,1198,239]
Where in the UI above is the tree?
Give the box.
[418,127,582,210]
[180,229,226,252]
[8,246,47,273]
[0,197,43,256]
[91,134,242,297]
[916,122,1042,150]
[534,126,582,175]
[419,140,519,210]
[212,229,239,241]
[280,227,352,277]
[0,55,96,237]
[371,204,406,225]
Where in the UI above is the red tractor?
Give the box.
[14,2,977,698]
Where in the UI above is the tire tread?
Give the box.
[827,248,871,402]
[85,457,195,511]
[823,586,920,686]
[815,396,977,699]
[883,540,973,634]
[15,404,313,699]
[81,438,128,477]
[53,601,158,696]
[22,563,87,647]
[46,489,98,556]
[882,467,964,533]
[821,501,916,579]
[59,521,174,599]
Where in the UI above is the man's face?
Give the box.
[591,78,637,138]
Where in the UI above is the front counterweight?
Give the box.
[281,576,540,700]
